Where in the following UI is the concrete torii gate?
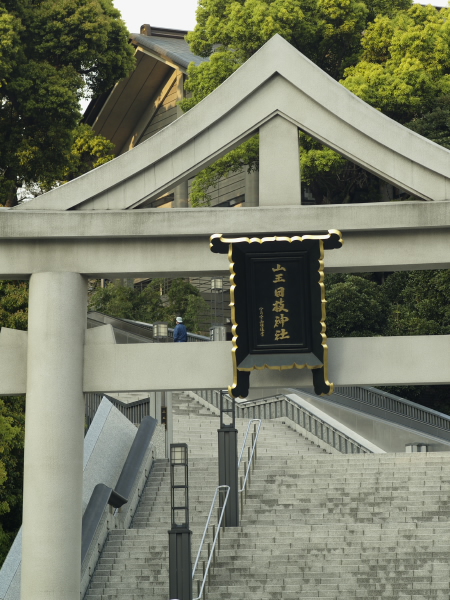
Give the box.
[1,35,449,600]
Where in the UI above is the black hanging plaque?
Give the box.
[210,231,343,398]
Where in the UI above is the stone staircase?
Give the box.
[84,392,324,599]
[208,453,450,599]
[85,393,450,600]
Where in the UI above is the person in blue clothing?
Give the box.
[173,316,188,342]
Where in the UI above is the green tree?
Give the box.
[0,0,135,206]
[325,274,390,337]
[0,282,28,566]
[342,5,450,123]
[405,95,450,150]
[189,137,259,207]
[163,279,211,332]
[0,396,25,566]
[0,281,28,330]
[88,281,165,323]
[384,270,450,336]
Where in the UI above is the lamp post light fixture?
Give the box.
[218,392,239,527]
[210,277,224,324]
[170,443,189,529]
[153,321,169,342]
[210,277,223,292]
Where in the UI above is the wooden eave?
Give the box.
[91,49,174,153]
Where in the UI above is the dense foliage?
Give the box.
[325,275,390,337]
[182,0,450,205]
[0,396,25,566]
[343,5,450,123]
[0,282,28,565]
[325,271,450,338]
[0,0,134,206]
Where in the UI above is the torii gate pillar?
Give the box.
[21,272,87,600]
[259,115,301,205]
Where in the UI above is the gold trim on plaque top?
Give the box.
[210,231,343,398]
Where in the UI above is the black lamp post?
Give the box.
[168,443,192,600]
[218,391,239,527]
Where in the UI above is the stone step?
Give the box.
[86,392,450,600]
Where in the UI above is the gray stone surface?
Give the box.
[86,394,450,600]
[151,424,166,461]
[83,398,112,469]
[84,394,450,600]
[2,201,450,238]
[0,329,27,396]
[1,226,450,280]
[21,272,87,600]
[3,333,450,398]
[259,115,301,206]
[82,335,450,393]
[82,399,137,509]
[84,392,327,599]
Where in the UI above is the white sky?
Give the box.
[112,0,199,33]
[111,0,448,34]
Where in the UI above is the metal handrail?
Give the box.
[238,419,262,492]
[335,385,450,430]
[250,394,372,454]
[192,484,230,600]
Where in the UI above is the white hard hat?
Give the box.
[176,317,183,323]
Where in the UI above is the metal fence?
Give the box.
[334,385,450,432]
[85,393,154,430]
[88,312,209,344]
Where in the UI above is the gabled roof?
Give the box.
[83,26,207,153]
[19,35,450,210]
[130,33,207,70]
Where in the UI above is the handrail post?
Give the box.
[240,476,244,516]
[218,391,239,527]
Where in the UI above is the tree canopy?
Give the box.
[0,396,25,566]
[342,5,450,123]
[0,0,135,206]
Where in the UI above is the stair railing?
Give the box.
[238,419,262,515]
[194,389,373,454]
[192,484,230,600]
[240,394,373,454]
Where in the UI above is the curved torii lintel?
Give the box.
[18,35,450,211]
